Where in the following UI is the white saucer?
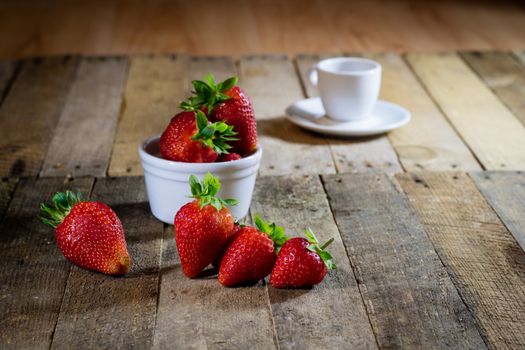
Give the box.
[285,97,411,137]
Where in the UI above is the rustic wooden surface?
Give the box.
[406,53,525,170]
[323,173,485,349]
[470,171,525,253]
[0,57,78,177]
[397,172,525,349]
[41,57,128,178]
[0,51,525,350]
[2,0,525,58]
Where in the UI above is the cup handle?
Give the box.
[309,65,318,87]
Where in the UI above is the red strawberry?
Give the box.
[160,110,238,163]
[218,215,289,287]
[212,223,243,269]
[216,153,242,162]
[39,191,130,275]
[174,173,238,278]
[183,75,257,156]
[270,229,336,288]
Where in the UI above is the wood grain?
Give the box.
[0,57,78,177]
[471,171,525,252]
[323,173,485,349]
[0,177,94,349]
[397,172,525,349]
[0,178,17,223]
[108,55,184,176]
[239,55,336,176]
[51,177,163,350]
[251,175,378,350]
[2,1,525,57]
[0,60,17,103]
[514,51,525,65]
[154,224,277,350]
[462,51,525,126]
[295,54,402,174]
[152,56,278,350]
[41,57,128,177]
[367,53,481,171]
[406,52,525,170]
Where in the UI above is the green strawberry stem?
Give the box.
[180,74,238,114]
[320,238,334,250]
[254,214,289,253]
[304,228,336,270]
[39,191,83,228]
[189,172,239,211]
[188,110,238,155]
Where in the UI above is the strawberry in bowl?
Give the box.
[138,74,262,224]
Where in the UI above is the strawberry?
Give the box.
[39,191,130,275]
[270,229,336,288]
[212,223,243,269]
[159,110,238,163]
[216,153,242,162]
[174,173,238,278]
[218,215,289,287]
[181,74,257,156]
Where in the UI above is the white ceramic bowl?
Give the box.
[138,135,262,224]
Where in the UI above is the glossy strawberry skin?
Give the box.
[175,200,235,278]
[55,202,130,275]
[210,86,257,156]
[218,226,276,287]
[216,153,242,162]
[270,238,327,288]
[160,111,218,163]
[212,223,242,269]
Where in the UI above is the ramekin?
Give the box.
[138,135,262,224]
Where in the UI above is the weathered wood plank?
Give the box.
[153,56,278,350]
[367,53,481,171]
[462,51,525,127]
[0,57,78,177]
[108,55,185,176]
[0,60,18,104]
[239,55,336,176]
[0,178,17,222]
[251,175,378,350]
[406,52,525,170]
[323,173,485,349]
[0,177,94,349]
[154,224,277,350]
[41,57,128,177]
[51,177,163,350]
[397,172,525,349]
[513,51,525,65]
[295,54,402,173]
[471,171,525,252]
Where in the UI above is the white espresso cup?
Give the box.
[310,57,382,121]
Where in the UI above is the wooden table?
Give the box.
[1,52,524,350]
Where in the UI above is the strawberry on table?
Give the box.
[39,191,130,275]
[181,74,257,157]
[175,173,238,278]
[159,110,238,163]
[218,215,289,287]
[270,228,336,288]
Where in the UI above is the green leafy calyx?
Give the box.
[305,228,336,270]
[254,214,289,253]
[188,110,238,155]
[189,172,239,211]
[38,191,83,228]
[180,73,238,114]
